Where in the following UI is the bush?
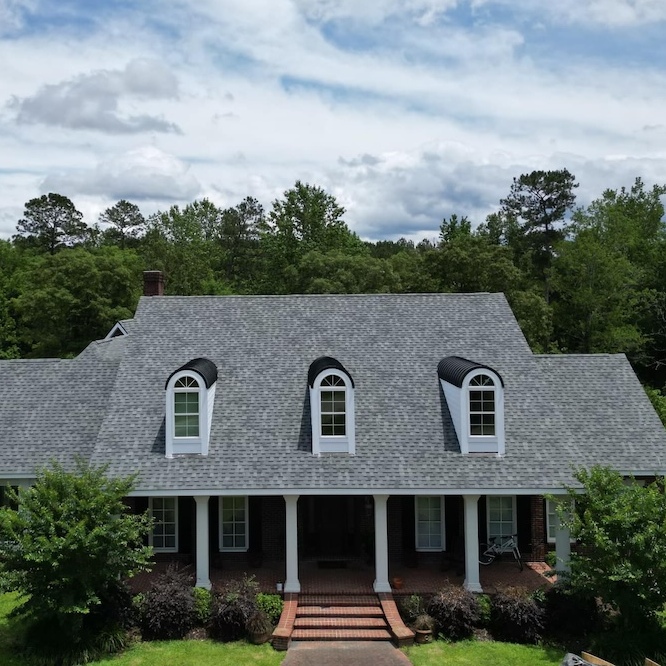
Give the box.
[210,574,259,642]
[542,585,602,640]
[256,593,283,626]
[140,568,196,640]
[477,593,491,627]
[399,594,426,624]
[193,586,212,625]
[427,584,481,641]
[490,586,544,644]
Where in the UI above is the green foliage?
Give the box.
[562,467,666,631]
[399,593,426,624]
[193,586,213,626]
[489,587,544,644]
[0,461,151,662]
[139,569,197,640]
[14,193,88,255]
[255,593,283,626]
[426,583,481,640]
[11,246,142,357]
[98,200,145,249]
[644,386,666,427]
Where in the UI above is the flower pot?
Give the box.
[391,576,404,590]
[248,630,271,645]
[414,628,432,644]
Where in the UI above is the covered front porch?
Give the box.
[128,492,568,595]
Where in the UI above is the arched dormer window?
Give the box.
[469,374,496,436]
[438,357,505,455]
[165,358,218,458]
[308,357,355,456]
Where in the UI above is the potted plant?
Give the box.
[246,610,273,645]
[413,613,435,644]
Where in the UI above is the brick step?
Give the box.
[298,595,380,607]
[297,605,383,617]
[291,628,392,641]
[294,616,388,629]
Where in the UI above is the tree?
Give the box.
[14,193,88,254]
[99,199,145,249]
[260,181,364,292]
[12,246,142,357]
[500,169,578,302]
[562,467,666,632]
[0,461,152,657]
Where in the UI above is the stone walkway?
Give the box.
[282,641,412,666]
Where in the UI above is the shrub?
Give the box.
[542,585,602,640]
[210,574,259,642]
[427,584,481,641]
[140,568,197,640]
[193,586,212,626]
[477,593,491,627]
[256,593,283,626]
[0,461,151,662]
[490,586,544,644]
[399,594,425,624]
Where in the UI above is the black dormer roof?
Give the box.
[308,356,355,388]
[165,357,218,389]
[437,355,504,388]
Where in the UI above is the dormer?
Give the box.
[308,356,355,456]
[438,356,505,456]
[165,358,218,458]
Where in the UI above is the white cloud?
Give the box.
[0,0,35,35]
[42,146,201,202]
[10,59,180,134]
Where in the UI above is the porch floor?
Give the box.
[128,558,553,595]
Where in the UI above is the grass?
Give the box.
[404,639,565,666]
[0,592,25,666]
[94,641,285,666]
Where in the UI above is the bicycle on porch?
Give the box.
[479,534,523,571]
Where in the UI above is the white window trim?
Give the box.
[486,495,516,549]
[149,496,179,553]
[219,496,249,552]
[310,368,355,456]
[165,370,212,458]
[461,369,505,455]
[546,498,575,544]
[415,496,445,552]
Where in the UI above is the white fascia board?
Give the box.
[104,321,128,340]
[127,486,585,497]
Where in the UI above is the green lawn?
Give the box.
[94,641,285,666]
[404,639,565,666]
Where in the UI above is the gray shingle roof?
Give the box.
[0,336,125,477]
[76,292,665,493]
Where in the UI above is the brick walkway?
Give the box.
[282,641,412,666]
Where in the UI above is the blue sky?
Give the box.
[1,0,665,240]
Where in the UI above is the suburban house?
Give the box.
[1,271,665,638]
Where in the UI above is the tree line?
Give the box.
[2,172,666,414]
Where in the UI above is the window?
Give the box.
[308,358,355,455]
[174,376,200,438]
[487,495,515,541]
[320,375,346,436]
[150,497,178,551]
[219,496,248,551]
[165,358,217,458]
[469,374,495,436]
[415,496,444,551]
[546,498,574,543]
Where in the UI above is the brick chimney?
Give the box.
[143,270,165,296]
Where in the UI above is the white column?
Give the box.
[194,496,211,589]
[553,496,571,580]
[373,494,391,593]
[463,494,483,593]
[284,495,301,593]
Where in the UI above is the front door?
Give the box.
[300,496,364,559]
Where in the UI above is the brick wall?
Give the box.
[529,495,546,561]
